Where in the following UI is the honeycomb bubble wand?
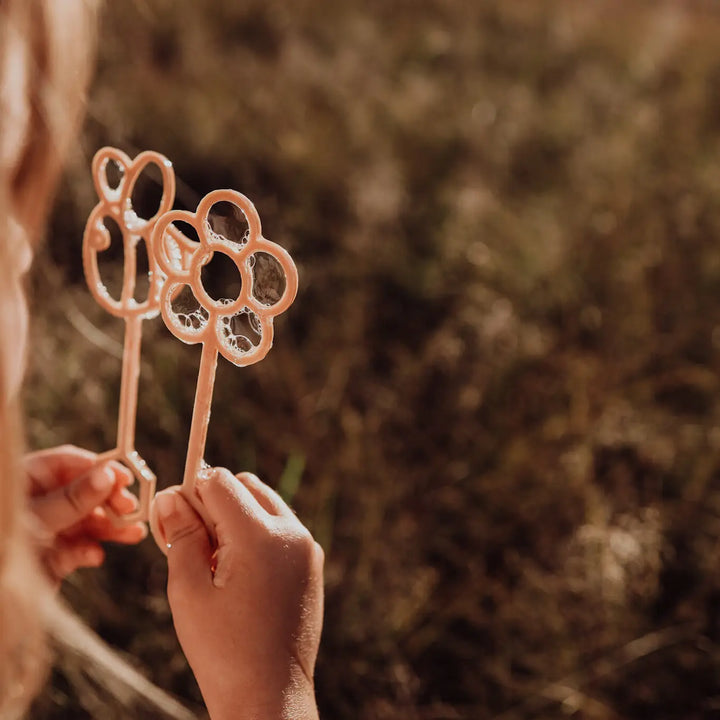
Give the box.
[151,189,298,516]
[82,147,177,523]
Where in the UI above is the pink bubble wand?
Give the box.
[83,147,183,523]
[151,189,298,521]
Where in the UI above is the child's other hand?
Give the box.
[150,470,324,720]
[25,445,147,582]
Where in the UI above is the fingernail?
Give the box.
[90,465,114,492]
[112,462,133,487]
[196,466,213,492]
[121,488,139,505]
[154,491,177,520]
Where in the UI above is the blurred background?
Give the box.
[23,0,720,718]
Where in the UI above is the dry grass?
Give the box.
[24,1,720,718]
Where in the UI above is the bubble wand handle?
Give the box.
[180,342,219,531]
[151,188,300,543]
[95,312,155,520]
[116,314,142,456]
[82,147,176,524]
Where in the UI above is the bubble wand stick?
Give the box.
[83,147,177,523]
[151,189,298,518]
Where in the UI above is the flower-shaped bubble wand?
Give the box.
[83,147,192,523]
[151,189,298,522]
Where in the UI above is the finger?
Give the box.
[102,522,147,544]
[25,445,97,494]
[44,540,105,581]
[106,486,139,516]
[63,512,147,544]
[25,447,133,495]
[235,472,295,518]
[30,463,116,533]
[108,461,134,488]
[315,541,325,565]
[197,468,268,536]
[151,488,214,592]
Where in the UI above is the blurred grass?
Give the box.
[22,0,720,718]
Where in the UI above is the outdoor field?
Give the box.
[25,1,720,718]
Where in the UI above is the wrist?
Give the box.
[203,662,319,720]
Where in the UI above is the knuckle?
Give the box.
[167,521,207,547]
[294,524,315,547]
[45,550,71,581]
[243,472,263,489]
[63,482,86,514]
[112,461,133,481]
[285,528,318,564]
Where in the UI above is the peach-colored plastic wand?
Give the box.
[83,147,177,523]
[152,189,298,520]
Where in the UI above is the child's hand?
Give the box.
[150,470,324,720]
[25,445,147,582]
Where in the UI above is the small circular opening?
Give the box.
[208,201,250,246]
[130,163,166,220]
[169,220,201,244]
[200,251,243,303]
[134,239,151,303]
[170,284,209,330]
[250,252,286,306]
[96,216,124,300]
[105,159,124,190]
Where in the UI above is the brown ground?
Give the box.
[25,2,720,718]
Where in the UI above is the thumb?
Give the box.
[151,488,214,592]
